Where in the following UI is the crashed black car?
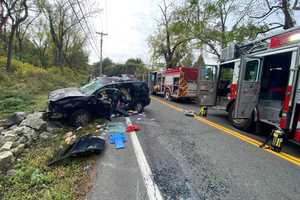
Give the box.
[46,77,151,126]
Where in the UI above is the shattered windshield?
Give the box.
[80,80,103,95]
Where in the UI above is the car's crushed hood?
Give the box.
[49,87,86,102]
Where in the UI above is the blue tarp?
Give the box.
[107,122,126,149]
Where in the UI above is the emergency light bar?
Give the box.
[269,29,300,49]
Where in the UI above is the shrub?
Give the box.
[0,56,89,116]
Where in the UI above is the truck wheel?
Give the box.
[135,102,144,113]
[165,91,171,101]
[228,103,253,131]
[70,109,91,127]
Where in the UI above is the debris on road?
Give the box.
[126,124,140,133]
[184,110,196,117]
[64,131,77,145]
[48,134,105,166]
[109,133,126,149]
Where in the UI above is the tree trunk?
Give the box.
[6,26,16,72]
[57,46,64,67]
[282,0,294,29]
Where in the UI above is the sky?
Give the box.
[86,0,300,66]
[88,0,160,65]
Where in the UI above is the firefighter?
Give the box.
[198,106,208,117]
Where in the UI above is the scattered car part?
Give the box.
[126,124,140,133]
[184,110,196,117]
[48,134,105,166]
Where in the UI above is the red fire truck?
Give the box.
[198,26,300,144]
[149,66,198,100]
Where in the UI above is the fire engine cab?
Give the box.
[149,66,198,100]
[198,26,300,143]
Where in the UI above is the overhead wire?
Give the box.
[75,0,101,57]
[67,0,100,59]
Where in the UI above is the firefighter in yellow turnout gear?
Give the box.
[198,106,208,117]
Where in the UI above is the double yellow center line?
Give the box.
[151,96,300,167]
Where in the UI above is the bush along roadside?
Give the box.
[0,112,104,200]
[0,56,91,117]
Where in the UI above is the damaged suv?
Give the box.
[46,77,151,126]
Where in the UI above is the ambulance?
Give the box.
[198,26,300,143]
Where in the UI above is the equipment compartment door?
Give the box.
[234,57,262,119]
[197,65,218,106]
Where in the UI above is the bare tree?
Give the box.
[250,0,300,29]
[41,0,95,67]
[2,0,29,72]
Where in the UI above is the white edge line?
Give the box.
[126,117,164,200]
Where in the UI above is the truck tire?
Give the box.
[70,109,91,127]
[164,90,171,101]
[228,102,254,131]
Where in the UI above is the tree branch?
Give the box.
[293,0,300,10]
[249,6,281,19]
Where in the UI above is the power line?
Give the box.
[75,0,101,57]
[67,0,100,59]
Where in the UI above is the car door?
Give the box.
[197,65,218,106]
[94,86,119,118]
[234,56,262,119]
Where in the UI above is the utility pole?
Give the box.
[96,32,108,76]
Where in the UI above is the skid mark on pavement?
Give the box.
[151,96,300,167]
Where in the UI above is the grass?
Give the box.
[0,56,91,117]
[0,57,101,199]
[0,120,105,200]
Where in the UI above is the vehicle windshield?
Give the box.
[80,80,103,95]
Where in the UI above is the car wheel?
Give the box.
[228,102,253,131]
[135,102,144,113]
[70,109,91,127]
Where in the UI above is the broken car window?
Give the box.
[80,80,103,95]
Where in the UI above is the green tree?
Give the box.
[148,0,192,68]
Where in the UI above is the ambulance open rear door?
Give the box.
[197,65,218,106]
[234,56,262,119]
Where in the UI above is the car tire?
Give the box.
[135,102,144,113]
[228,102,253,131]
[70,109,91,127]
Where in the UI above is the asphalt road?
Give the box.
[89,97,300,200]
[150,96,300,159]
[132,97,300,200]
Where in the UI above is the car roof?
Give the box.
[96,77,144,84]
